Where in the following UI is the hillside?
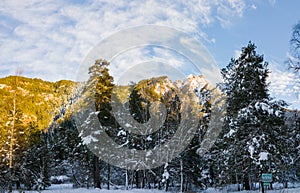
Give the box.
[1,75,297,135]
[0,76,75,132]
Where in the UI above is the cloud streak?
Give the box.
[0,0,252,82]
[268,61,300,108]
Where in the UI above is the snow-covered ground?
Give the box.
[10,184,300,193]
[13,185,165,193]
[229,189,300,193]
[11,184,166,193]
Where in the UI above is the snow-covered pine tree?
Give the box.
[282,110,300,186]
[3,74,34,192]
[2,108,28,191]
[20,130,51,190]
[78,59,115,189]
[219,42,287,190]
[49,103,94,188]
[175,76,215,190]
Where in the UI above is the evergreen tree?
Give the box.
[19,131,51,190]
[219,42,287,190]
[3,74,35,192]
[76,59,115,189]
[91,59,115,189]
[282,111,300,185]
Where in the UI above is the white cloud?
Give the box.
[227,0,246,17]
[269,67,296,96]
[234,49,242,59]
[215,0,246,28]
[268,61,300,109]
[0,0,251,81]
[110,46,191,84]
[251,4,257,10]
[268,0,276,7]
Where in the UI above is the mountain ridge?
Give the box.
[0,74,299,134]
[0,75,76,132]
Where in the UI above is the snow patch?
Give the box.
[248,145,254,158]
[226,129,236,137]
[125,123,132,127]
[259,152,268,161]
[117,130,126,136]
[82,135,98,145]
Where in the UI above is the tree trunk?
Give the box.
[148,179,151,189]
[107,163,110,190]
[165,178,169,192]
[261,181,265,193]
[8,168,13,193]
[158,177,161,190]
[243,174,250,190]
[125,170,129,190]
[142,170,146,188]
[235,171,240,191]
[135,170,140,188]
[180,159,184,193]
[93,156,101,189]
[131,170,134,189]
[8,86,17,193]
[185,180,189,192]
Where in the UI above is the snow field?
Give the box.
[11,185,300,193]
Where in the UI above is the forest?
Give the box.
[0,28,300,193]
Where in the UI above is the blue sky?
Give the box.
[0,0,299,109]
